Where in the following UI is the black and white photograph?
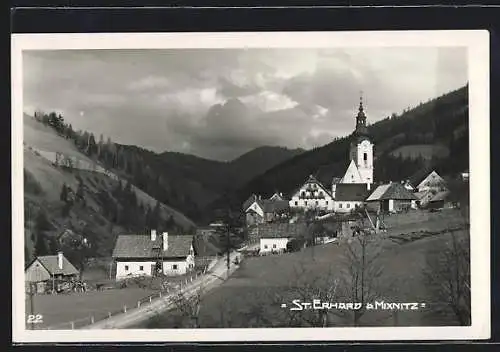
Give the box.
[12,31,490,342]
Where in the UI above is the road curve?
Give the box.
[82,252,240,330]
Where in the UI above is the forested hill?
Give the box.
[206,85,469,218]
[113,144,304,221]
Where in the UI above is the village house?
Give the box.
[112,230,195,280]
[25,251,80,294]
[366,182,418,213]
[333,183,369,213]
[256,222,309,254]
[288,175,335,212]
[243,193,290,227]
[408,169,447,193]
[427,190,455,210]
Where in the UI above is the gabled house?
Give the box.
[289,175,334,211]
[256,222,309,254]
[25,251,80,294]
[112,230,195,280]
[366,182,418,213]
[243,194,290,227]
[408,169,447,193]
[333,183,369,213]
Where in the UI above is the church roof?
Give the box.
[341,160,364,183]
[335,183,369,201]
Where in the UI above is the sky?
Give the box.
[23,47,468,161]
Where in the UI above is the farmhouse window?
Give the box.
[173,264,178,270]
[326,201,328,205]
[347,203,351,208]
[315,201,319,206]
[125,265,129,271]
[339,203,343,208]
[139,266,144,271]
[273,244,277,248]
[264,245,268,249]
[305,201,308,206]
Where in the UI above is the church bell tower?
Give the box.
[349,93,374,189]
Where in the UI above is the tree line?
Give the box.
[34,110,200,223]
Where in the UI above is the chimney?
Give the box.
[151,229,157,241]
[162,232,168,251]
[57,251,63,270]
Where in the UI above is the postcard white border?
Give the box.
[12,30,490,343]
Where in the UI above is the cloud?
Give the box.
[22,47,468,161]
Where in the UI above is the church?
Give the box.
[289,95,374,213]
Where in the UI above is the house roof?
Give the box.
[35,255,80,276]
[367,182,418,201]
[407,166,435,187]
[290,174,333,199]
[335,183,369,201]
[242,194,259,211]
[429,190,450,202]
[260,199,290,213]
[256,222,309,239]
[366,184,391,201]
[112,234,193,259]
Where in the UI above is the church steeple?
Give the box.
[353,91,369,139]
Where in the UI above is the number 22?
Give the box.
[27,314,43,324]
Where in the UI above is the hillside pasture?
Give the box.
[390,144,450,160]
[146,209,470,328]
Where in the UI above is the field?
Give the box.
[390,144,450,160]
[145,208,470,328]
[26,287,157,329]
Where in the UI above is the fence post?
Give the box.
[159,291,162,298]
[137,301,141,308]
[91,316,94,324]
[108,312,112,319]
[149,296,152,303]
[71,321,75,330]
[123,305,127,313]
[191,276,193,283]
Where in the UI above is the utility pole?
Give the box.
[29,283,35,330]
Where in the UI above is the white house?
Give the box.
[289,175,334,211]
[112,230,195,280]
[333,183,369,213]
[257,222,309,254]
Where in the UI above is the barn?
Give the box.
[25,252,80,294]
[366,182,418,213]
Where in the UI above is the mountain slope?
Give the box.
[23,115,195,266]
[208,85,469,216]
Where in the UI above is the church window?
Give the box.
[294,201,298,206]
[326,201,328,205]
[305,201,308,206]
[315,201,319,206]
[364,152,367,161]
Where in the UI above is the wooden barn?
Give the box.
[25,252,80,294]
[366,182,418,213]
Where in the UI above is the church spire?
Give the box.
[359,90,364,112]
[354,91,368,136]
